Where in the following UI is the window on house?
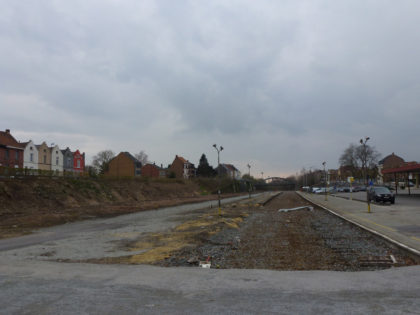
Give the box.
[56,157,59,165]
[44,156,46,164]
[77,160,81,168]
[67,157,71,166]
[15,151,19,160]
[30,146,33,150]
[5,150,9,159]
[30,153,33,162]
[44,149,46,152]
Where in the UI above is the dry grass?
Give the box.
[81,207,250,265]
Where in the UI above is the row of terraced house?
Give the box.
[0,129,85,174]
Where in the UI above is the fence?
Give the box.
[0,166,87,179]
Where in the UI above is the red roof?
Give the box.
[175,155,190,164]
[382,163,420,174]
[0,129,23,149]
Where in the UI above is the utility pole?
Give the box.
[360,137,371,213]
[213,144,223,216]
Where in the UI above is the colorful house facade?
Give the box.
[37,142,51,171]
[73,150,85,173]
[61,147,74,173]
[21,140,39,170]
[50,145,64,174]
[0,129,24,168]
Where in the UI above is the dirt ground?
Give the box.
[80,192,418,271]
[0,177,242,239]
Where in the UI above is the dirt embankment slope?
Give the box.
[0,177,224,239]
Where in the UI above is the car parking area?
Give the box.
[333,191,420,207]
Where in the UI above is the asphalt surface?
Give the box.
[1,258,420,314]
[1,191,420,314]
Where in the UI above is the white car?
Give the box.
[314,187,327,194]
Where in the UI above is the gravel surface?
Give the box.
[156,192,418,271]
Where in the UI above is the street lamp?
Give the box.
[360,137,371,213]
[322,161,328,201]
[247,164,251,198]
[213,144,223,216]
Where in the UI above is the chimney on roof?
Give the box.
[5,129,10,134]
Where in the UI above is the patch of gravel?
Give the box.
[155,192,418,271]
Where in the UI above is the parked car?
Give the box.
[314,187,328,194]
[367,186,395,204]
[311,187,320,193]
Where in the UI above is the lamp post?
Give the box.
[360,137,371,213]
[247,164,251,198]
[213,144,223,216]
[322,161,328,201]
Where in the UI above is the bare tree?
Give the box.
[339,144,358,168]
[339,143,381,180]
[135,150,149,165]
[92,150,115,174]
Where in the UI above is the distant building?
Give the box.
[20,140,39,170]
[378,153,405,183]
[217,163,241,179]
[50,144,64,174]
[169,155,196,179]
[61,147,74,174]
[73,149,85,173]
[328,169,339,182]
[0,129,24,168]
[36,142,51,171]
[141,163,167,178]
[338,165,354,180]
[106,152,142,177]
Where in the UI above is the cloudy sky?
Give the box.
[1,0,420,177]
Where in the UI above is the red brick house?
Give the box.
[73,149,85,173]
[106,152,142,178]
[169,155,196,179]
[0,129,24,168]
[378,153,405,183]
[141,163,167,178]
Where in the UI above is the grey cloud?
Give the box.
[1,0,420,174]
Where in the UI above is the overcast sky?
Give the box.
[1,0,420,177]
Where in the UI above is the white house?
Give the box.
[50,144,64,174]
[21,140,39,170]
